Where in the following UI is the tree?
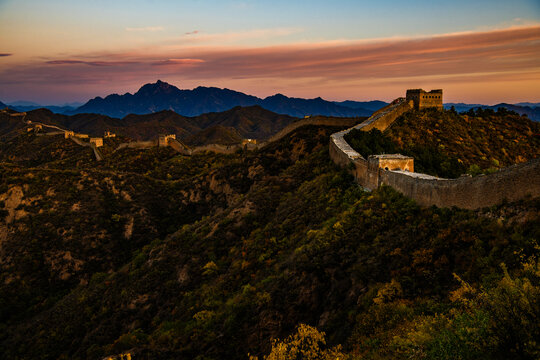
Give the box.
[251,324,345,360]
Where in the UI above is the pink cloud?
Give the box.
[46,59,138,66]
[151,58,205,66]
[1,25,539,103]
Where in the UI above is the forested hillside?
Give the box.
[345,108,539,178]
[0,120,538,359]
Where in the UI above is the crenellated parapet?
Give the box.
[406,89,443,110]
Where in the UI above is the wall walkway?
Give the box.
[69,136,103,161]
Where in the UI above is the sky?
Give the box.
[0,0,539,105]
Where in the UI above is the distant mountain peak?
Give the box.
[71,81,378,118]
[136,80,180,96]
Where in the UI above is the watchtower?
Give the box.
[90,137,103,147]
[158,134,176,147]
[406,89,443,110]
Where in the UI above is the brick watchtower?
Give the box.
[406,89,443,110]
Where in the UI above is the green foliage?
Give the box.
[344,127,465,178]
[391,256,540,359]
[0,123,538,360]
[387,108,540,176]
[344,128,398,158]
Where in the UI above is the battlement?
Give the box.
[406,89,443,110]
[158,134,176,147]
[27,124,43,133]
[368,154,414,172]
[90,137,103,147]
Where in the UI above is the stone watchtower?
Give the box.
[158,134,176,147]
[406,89,443,110]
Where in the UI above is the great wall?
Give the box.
[3,95,539,210]
[329,89,540,209]
[16,110,358,159]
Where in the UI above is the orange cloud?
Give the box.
[0,25,539,103]
[151,58,205,66]
[46,60,138,66]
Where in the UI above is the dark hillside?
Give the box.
[0,110,28,139]
[187,125,243,146]
[22,106,298,143]
[116,110,201,141]
[193,105,296,140]
[0,121,538,359]
[0,133,94,167]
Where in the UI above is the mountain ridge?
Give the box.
[4,81,538,120]
[17,105,298,144]
[70,80,374,118]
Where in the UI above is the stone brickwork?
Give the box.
[359,98,414,131]
[90,138,103,147]
[158,134,176,147]
[379,159,540,209]
[406,89,443,110]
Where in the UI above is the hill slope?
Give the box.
[345,107,539,178]
[0,110,28,139]
[187,125,243,146]
[0,120,538,359]
[19,106,297,143]
[387,107,540,175]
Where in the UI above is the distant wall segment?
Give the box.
[113,117,359,156]
[329,91,540,209]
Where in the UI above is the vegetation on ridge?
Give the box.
[0,121,538,359]
[345,108,539,178]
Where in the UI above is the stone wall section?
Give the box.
[358,98,414,131]
[378,159,540,209]
[329,95,540,209]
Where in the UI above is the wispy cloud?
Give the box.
[151,58,205,66]
[125,26,165,32]
[168,27,304,46]
[0,53,12,57]
[1,25,539,102]
[46,60,137,66]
